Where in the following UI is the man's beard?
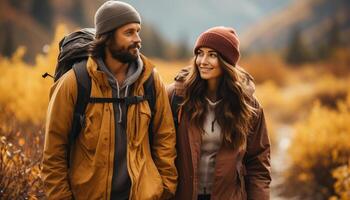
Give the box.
[108,42,141,63]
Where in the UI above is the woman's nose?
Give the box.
[198,54,209,66]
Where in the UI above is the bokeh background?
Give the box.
[0,0,350,199]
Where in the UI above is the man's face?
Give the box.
[107,23,141,63]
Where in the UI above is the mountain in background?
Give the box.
[241,0,350,53]
[0,0,299,61]
[121,0,292,43]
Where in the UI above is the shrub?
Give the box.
[284,95,350,199]
[331,161,350,200]
[0,136,44,199]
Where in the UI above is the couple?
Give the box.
[42,1,271,200]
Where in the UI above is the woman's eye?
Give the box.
[197,52,204,57]
[210,53,217,58]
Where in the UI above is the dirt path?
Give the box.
[270,124,294,199]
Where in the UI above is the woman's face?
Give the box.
[195,47,222,81]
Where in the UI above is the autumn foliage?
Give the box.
[0,25,349,199]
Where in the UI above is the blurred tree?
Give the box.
[176,34,191,60]
[316,19,342,60]
[1,22,15,57]
[31,0,53,29]
[139,23,191,60]
[285,27,311,65]
[9,0,22,9]
[151,30,167,58]
[9,0,32,12]
[317,42,329,60]
[70,0,87,27]
[140,23,166,58]
[328,19,341,49]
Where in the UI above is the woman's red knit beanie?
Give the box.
[194,26,240,66]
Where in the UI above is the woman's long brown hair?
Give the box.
[181,55,257,150]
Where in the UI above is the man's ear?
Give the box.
[107,30,116,45]
[105,37,112,46]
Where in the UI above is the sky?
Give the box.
[120,0,293,44]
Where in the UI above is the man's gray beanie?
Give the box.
[94,1,141,36]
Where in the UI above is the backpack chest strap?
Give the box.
[89,95,151,106]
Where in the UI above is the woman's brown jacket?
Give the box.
[167,67,271,200]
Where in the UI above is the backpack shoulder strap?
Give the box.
[144,69,156,116]
[143,69,156,148]
[67,60,91,167]
[170,87,182,131]
[73,60,91,120]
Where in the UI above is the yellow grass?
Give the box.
[1,24,350,198]
[151,58,190,84]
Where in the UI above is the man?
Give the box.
[42,1,177,199]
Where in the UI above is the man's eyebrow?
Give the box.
[124,27,140,32]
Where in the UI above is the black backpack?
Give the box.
[43,28,156,167]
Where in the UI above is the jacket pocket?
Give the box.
[132,103,152,147]
[137,159,163,199]
[69,152,95,198]
[140,102,151,127]
[79,110,102,151]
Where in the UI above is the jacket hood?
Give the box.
[236,65,256,97]
[96,56,143,92]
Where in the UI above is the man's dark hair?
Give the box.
[88,30,115,59]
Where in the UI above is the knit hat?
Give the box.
[194,26,240,66]
[94,1,141,36]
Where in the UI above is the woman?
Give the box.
[167,27,271,200]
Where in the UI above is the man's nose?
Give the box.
[134,33,141,43]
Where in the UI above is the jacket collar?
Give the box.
[86,54,155,91]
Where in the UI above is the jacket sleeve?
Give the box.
[166,82,175,102]
[151,70,178,199]
[244,100,271,200]
[41,70,77,200]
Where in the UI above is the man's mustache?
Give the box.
[128,42,141,50]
